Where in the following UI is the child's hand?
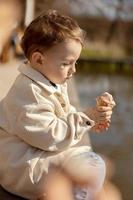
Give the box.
[94,92,116,133]
[85,92,116,133]
[86,106,113,133]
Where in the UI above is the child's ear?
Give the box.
[31,52,45,65]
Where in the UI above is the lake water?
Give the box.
[75,74,133,200]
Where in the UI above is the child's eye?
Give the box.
[62,61,78,68]
[62,63,70,67]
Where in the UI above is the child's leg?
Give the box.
[63,150,106,199]
[37,167,74,200]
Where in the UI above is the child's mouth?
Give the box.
[66,75,72,79]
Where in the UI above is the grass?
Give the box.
[78,48,133,75]
[81,48,123,59]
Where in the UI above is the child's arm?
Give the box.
[2,80,95,152]
[15,106,94,151]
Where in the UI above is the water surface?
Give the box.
[75,74,133,200]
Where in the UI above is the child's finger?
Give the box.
[96,114,112,122]
[98,110,112,117]
[97,106,112,112]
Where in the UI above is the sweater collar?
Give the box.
[18,61,67,95]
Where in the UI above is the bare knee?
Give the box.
[64,151,106,190]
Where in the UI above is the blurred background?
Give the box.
[0,1,133,200]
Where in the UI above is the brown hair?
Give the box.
[21,10,85,59]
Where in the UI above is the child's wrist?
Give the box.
[84,107,94,118]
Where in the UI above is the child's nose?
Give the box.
[71,64,76,74]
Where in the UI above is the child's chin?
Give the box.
[59,79,67,84]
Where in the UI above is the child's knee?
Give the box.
[63,150,106,189]
[87,152,106,192]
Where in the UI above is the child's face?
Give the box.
[38,38,82,84]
